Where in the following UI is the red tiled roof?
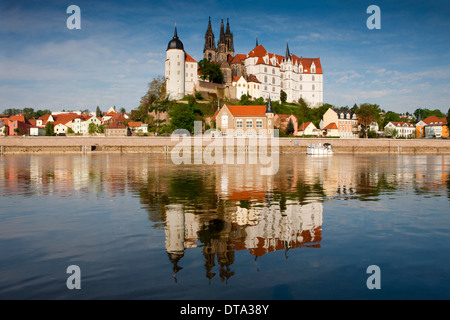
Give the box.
[247,74,260,83]
[230,54,247,64]
[107,121,127,129]
[423,116,447,126]
[185,53,196,63]
[226,105,267,117]
[389,121,414,127]
[323,122,338,130]
[247,44,322,74]
[128,121,143,127]
[232,76,242,83]
[299,122,313,131]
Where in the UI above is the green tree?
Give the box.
[169,103,195,133]
[285,118,295,135]
[96,106,102,117]
[198,58,224,84]
[357,103,380,138]
[447,108,450,126]
[45,122,55,136]
[280,90,287,103]
[88,122,97,135]
[119,107,126,114]
[97,124,105,134]
[382,111,401,128]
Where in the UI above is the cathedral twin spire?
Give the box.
[203,17,234,62]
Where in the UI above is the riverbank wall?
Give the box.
[0,137,449,154]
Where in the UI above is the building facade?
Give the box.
[321,108,358,138]
[164,19,323,105]
[212,98,275,137]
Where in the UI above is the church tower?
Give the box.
[217,19,228,64]
[224,18,234,57]
[203,17,216,62]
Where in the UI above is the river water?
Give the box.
[0,153,449,299]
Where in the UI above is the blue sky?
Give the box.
[1,0,449,114]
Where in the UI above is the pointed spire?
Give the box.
[256,36,258,47]
[219,19,225,42]
[266,96,273,114]
[226,18,231,34]
[285,42,291,61]
[174,23,178,38]
[207,16,213,32]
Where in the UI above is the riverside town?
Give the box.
[1,2,450,304]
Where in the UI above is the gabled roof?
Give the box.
[323,122,338,130]
[247,74,260,83]
[106,121,127,129]
[185,53,196,63]
[230,54,247,64]
[299,122,316,131]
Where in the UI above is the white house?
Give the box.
[384,122,415,138]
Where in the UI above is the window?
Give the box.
[246,120,253,128]
[312,75,315,81]
[256,120,263,128]
[222,115,228,127]
[236,120,243,128]
[272,69,275,74]
[312,84,315,90]
[264,67,267,73]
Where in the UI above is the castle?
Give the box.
[165,18,323,107]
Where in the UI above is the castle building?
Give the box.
[164,19,323,106]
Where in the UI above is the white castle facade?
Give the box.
[165,19,323,107]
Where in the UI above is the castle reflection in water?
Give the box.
[0,153,448,282]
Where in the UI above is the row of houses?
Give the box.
[213,104,449,139]
[0,107,149,137]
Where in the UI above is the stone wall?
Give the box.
[1,137,449,154]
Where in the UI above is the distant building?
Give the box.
[105,121,131,137]
[274,114,298,135]
[384,121,415,138]
[297,121,318,137]
[212,98,275,137]
[422,116,449,138]
[321,108,358,138]
[164,19,324,105]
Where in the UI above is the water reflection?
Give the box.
[0,153,449,284]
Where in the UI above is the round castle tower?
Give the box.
[165,25,185,100]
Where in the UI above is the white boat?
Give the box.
[307,143,334,155]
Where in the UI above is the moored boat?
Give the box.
[306,143,334,155]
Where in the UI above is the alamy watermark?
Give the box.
[170,121,280,176]
[366,265,381,289]
[367,5,381,30]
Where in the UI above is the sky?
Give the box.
[1,0,450,114]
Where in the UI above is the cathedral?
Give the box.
[165,18,324,106]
